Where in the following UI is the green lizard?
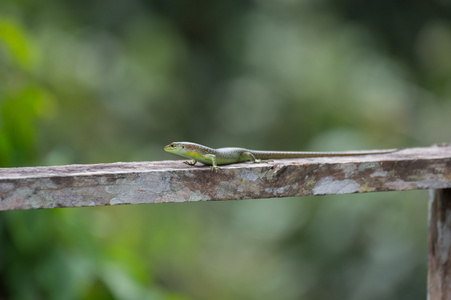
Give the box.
[164,142,397,172]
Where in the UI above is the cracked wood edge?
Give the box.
[0,145,450,211]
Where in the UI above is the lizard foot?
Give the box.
[253,159,272,164]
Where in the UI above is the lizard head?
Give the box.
[164,142,199,154]
[164,142,186,153]
[164,142,211,160]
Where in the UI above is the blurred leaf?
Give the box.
[0,85,55,166]
[0,16,35,70]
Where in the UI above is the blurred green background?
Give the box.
[1,0,451,299]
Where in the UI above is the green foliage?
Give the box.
[0,17,34,70]
[1,1,451,299]
[0,17,54,167]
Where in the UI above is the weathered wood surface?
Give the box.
[428,188,451,300]
[0,145,450,211]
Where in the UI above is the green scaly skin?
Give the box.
[164,142,398,172]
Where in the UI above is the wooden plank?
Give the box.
[428,188,451,300]
[0,144,450,211]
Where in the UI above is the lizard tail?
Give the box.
[251,149,398,159]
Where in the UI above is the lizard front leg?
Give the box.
[204,154,219,172]
[184,160,197,166]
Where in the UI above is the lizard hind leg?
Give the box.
[241,151,263,163]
